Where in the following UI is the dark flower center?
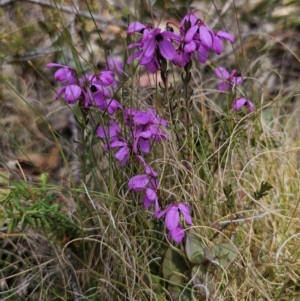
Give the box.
[155,34,163,43]
[91,85,97,93]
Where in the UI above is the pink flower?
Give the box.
[127,23,180,73]
[168,225,185,243]
[128,159,160,213]
[232,98,255,113]
[47,63,77,84]
[215,67,243,92]
[97,121,130,167]
[125,109,168,154]
[156,203,192,243]
[156,203,192,231]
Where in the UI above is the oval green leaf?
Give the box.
[162,247,188,281]
[185,230,206,264]
[211,243,237,268]
[168,274,192,301]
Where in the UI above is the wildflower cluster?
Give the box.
[127,13,234,72]
[47,62,122,114]
[48,12,256,244]
[128,12,255,112]
[214,66,255,113]
[96,108,192,243]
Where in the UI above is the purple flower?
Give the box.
[176,13,235,65]
[127,23,180,73]
[127,21,147,34]
[128,160,160,213]
[47,63,84,103]
[47,63,77,84]
[125,109,168,154]
[80,73,122,114]
[180,12,198,34]
[211,31,235,55]
[215,67,243,91]
[232,98,255,113]
[156,203,192,231]
[99,98,123,115]
[97,121,130,166]
[97,120,121,139]
[106,58,124,75]
[172,48,191,67]
[55,85,83,104]
[110,139,130,167]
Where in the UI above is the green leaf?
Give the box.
[185,230,206,264]
[40,173,48,190]
[162,247,188,281]
[168,274,192,301]
[7,217,19,233]
[0,206,7,227]
[211,243,238,268]
[253,181,273,200]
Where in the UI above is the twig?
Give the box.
[0,0,126,27]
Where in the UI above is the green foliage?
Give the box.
[253,181,273,200]
[162,230,238,299]
[2,174,80,241]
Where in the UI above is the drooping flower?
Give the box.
[156,203,192,231]
[55,85,83,104]
[97,120,121,139]
[47,63,77,84]
[127,22,180,73]
[124,108,168,154]
[211,31,235,55]
[215,67,243,92]
[47,63,84,103]
[232,97,255,113]
[128,156,160,213]
[97,120,130,166]
[156,202,192,243]
[106,58,124,75]
[177,13,235,65]
[168,224,185,243]
[80,73,122,114]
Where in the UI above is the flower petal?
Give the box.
[232,98,255,113]
[158,40,176,60]
[196,44,209,64]
[165,206,179,231]
[199,26,212,48]
[143,57,160,73]
[168,225,185,243]
[212,35,223,55]
[184,25,198,43]
[115,146,129,165]
[178,203,192,225]
[145,188,157,201]
[216,30,235,43]
[215,67,229,80]
[128,22,146,34]
[218,82,230,92]
[64,85,81,103]
[127,50,142,64]
[128,174,149,191]
[232,76,243,85]
[54,68,72,82]
[156,204,172,219]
